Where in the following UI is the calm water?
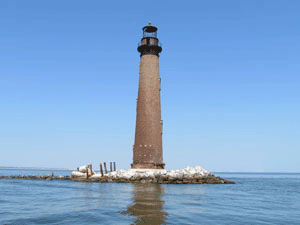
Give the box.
[0,169,299,225]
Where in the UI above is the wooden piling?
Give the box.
[104,162,107,174]
[90,164,94,175]
[51,171,54,177]
[100,163,104,177]
[113,162,116,171]
[86,166,89,179]
[110,162,112,172]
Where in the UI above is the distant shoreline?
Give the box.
[0,167,299,174]
[0,166,75,170]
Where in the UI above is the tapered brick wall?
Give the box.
[132,54,165,169]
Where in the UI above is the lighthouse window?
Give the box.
[150,38,155,45]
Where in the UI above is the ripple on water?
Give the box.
[1,170,300,225]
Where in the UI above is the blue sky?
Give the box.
[0,0,299,172]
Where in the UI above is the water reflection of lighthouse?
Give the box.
[124,183,168,224]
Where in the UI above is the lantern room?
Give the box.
[138,22,162,57]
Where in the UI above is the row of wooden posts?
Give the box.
[86,162,116,178]
[100,162,116,176]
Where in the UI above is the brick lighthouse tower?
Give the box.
[131,22,165,169]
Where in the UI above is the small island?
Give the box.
[0,166,235,184]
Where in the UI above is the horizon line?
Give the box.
[0,166,299,173]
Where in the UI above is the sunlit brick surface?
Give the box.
[132,54,165,169]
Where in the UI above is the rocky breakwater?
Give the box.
[0,166,235,184]
[72,166,235,184]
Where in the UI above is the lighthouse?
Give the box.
[131,22,165,169]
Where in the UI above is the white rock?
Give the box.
[73,166,209,179]
[91,166,209,179]
[78,166,88,173]
[90,174,102,178]
[77,166,95,175]
[72,171,86,177]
